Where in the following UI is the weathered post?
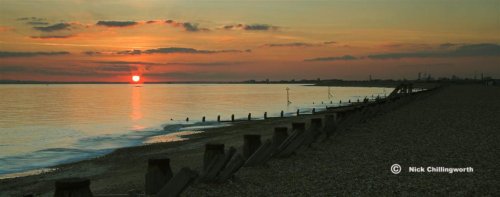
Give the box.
[156,167,199,197]
[264,112,267,119]
[296,109,300,116]
[272,127,288,147]
[324,114,338,139]
[248,113,251,120]
[217,115,220,122]
[348,99,351,103]
[312,108,316,114]
[303,118,323,147]
[202,116,205,122]
[231,114,235,122]
[203,144,225,170]
[243,134,261,159]
[292,122,306,132]
[280,110,284,118]
[54,178,93,197]
[145,157,174,195]
[340,100,342,104]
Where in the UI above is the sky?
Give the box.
[0,0,499,82]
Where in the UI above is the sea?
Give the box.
[0,84,391,177]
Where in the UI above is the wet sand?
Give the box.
[1,84,498,196]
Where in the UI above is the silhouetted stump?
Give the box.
[272,127,288,147]
[245,139,273,166]
[217,153,245,182]
[203,144,225,171]
[292,122,306,132]
[264,112,267,119]
[231,114,235,122]
[199,147,236,182]
[281,110,284,117]
[303,118,323,147]
[276,122,306,157]
[248,113,251,120]
[296,109,300,116]
[145,157,174,195]
[202,116,205,122]
[243,135,261,159]
[217,115,220,122]
[312,108,316,114]
[54,178,93,197]
[324,114,338,139]
[156,167,198,197]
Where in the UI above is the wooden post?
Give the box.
[348,99,351,103]
[217,153,245,182]
[280,110,284,118]
[156,167,198,197]
[217,115,220,122]
[339,100,342,104]
[303,118,323,147]
[264,112,267,119]
[292,122,306,132]
[145,157,174,195]
[202,116,205,122]
[272,127,288,147]
[243,134,261,159]
[231,114,235,122]
[296,109,300,116]
[203,144,225,171]
[324,114,338,139]
[248,113,251,120]
[312,108,316,114]
[54,178,93,197]
[186,117,189,122]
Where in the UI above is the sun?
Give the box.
[132,75,141,82]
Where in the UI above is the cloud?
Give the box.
[17,17,45,21]
[33,23,71,32]
[117,47,250,55]
[96,65,151,72]
[93,60,167,65]
[264,42,317,47]
[304,55,358,62]
[83,51,102,56]
[164,20,209,32]
[324,41,336,45]
[96,21,138,27]
[0,51,70,58]
[30,35,74,39]
[368,43,500,59]
[244,24,278,31]
[223,24,279,31]
[93,60,245,67]
[0,65,113,77]
[162,61,246,66]
[26,21,50,26]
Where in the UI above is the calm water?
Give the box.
[0,84,390,176]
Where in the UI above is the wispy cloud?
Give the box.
[165,20,209,32]
[0,51,70,58]
[30,35,74,39]
[33,23,71,32]
[96,21,138,27]
[223,24,279,31]
[304,55,358,62]
[117,47,250,55]
[368,43,500,59]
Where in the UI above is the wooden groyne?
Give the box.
[43,83,440,197]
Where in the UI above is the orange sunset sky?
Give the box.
[0,0,499,82]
